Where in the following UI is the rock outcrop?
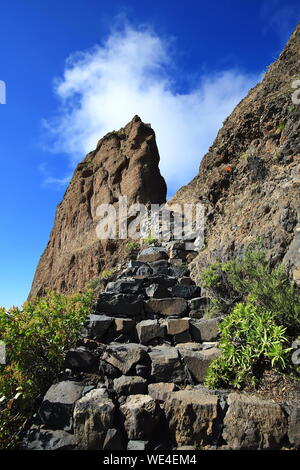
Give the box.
[29,116,167,298]
[171,23,300,284]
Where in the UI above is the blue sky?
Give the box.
[0,0,299,308]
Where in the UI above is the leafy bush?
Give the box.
[0,290,93,448]
[204,303,291,389]
[201,248,300,335]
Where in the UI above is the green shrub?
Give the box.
[0,290,93,448]
[276,121,286,134]
[203,298,223,319]
[204,303,291,389]
[100,268,118,280]
[125,241,140,253]
[201,248,300,335]
[143,234,158,246]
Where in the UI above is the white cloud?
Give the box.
[44,25,259,196]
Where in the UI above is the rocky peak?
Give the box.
[29,116,167,298]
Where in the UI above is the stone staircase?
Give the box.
[22,243,300,451]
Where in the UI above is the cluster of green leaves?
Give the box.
[0,290,93,449]
[201,248,300,335]
[125,241,140,253]
[276,121,286,134]
[201,248,300,388]
[143,234,158,246]
[204,303,291,389]
[100,268,118,280]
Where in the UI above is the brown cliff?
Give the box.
[171,23,300,284]
[29,116,167,298]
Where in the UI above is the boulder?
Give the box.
[164,390,219,446]
[171,285,201,299]
[223,393,288,449]
[106,278,142,294]
[169,265,189,278]
[136,319,166,344]
[39,381,84,431]
[120,394,162,439]
[149,345,186,384]
[82,314,113,340]
[190,318,221,342]
[64,347,98,371]
[73,389,115,449]
[23,427,76,450]
[99,360,121,379]
[177,345,221,383]
[148,382,178,401]
[143,276,177,288]
[145,298,188,317]
[101,343,149,374]
[145,283,172,298]
[149,260,170,276]
[165,318,190,335]
[114,317,136,333]
[97,293,143,317]
[138,247,168,263]
[113,376,148,396]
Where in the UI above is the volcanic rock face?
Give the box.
[29,116,167,298]
[171,24,300,284]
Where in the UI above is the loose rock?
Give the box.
[74,389,115,449]
[164,390,218,446]
[145,298,188,317]
[149,345,186,384]
[136,319,166,344]
[223,393,288,450]
[113,376,148,396]
[39,381,84,431]
[120,394,162,439]
[101,343,149,374]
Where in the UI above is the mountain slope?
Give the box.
[170,23,300,284]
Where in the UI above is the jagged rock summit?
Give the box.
[171,23,300,283]
[29,116,167,298]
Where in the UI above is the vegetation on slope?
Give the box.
[0,290,93,449]
[202,248,300,389]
